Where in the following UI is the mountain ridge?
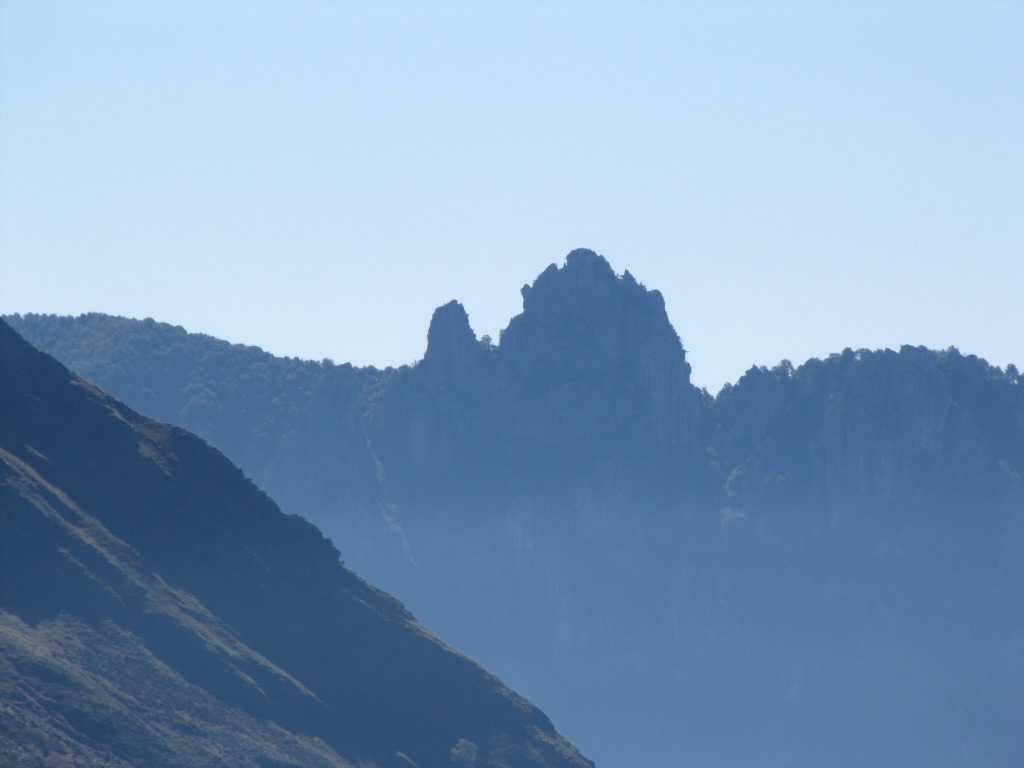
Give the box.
[6,249,1024,767]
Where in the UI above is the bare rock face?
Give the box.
[422,300,482,390]
[367,250,704,503]
[499,249,700,448]
[713,346,1024,536]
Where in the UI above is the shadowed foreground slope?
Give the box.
[0,319,592,768]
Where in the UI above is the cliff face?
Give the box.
[713,346,1024,536]
[358,249,706,516]
[422,300,483,389]
[6,250,1024,768]
[0,319,593,768]
[498,249,699,448]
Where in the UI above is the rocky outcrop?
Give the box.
[500,249,700,447]
[357,250,706,512]
[422,300,485,390]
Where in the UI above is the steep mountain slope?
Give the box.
[0,319,593,768]
[8,249,1024,767]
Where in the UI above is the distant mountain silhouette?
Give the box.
[8,249,1024,767]
[0,319,593,768]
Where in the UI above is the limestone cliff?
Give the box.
[360,249,705,510]
[712,346,1024,540]
[422,300,485,390]
[499,249,700,448]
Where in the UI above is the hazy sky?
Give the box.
[2,1,1020,392]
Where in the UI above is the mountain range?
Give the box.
[7,248,1024,766]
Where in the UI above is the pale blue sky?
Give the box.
[2,1,1021,392]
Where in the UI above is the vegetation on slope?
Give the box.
[0,319,593,768]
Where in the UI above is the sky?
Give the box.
[1,0,1021,393]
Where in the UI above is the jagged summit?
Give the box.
[518,248,617,309]
[518,248,659,310]
[422,300,479,386]
[497,249,699,446]
[503,249,683,365]
[410,250,702,447]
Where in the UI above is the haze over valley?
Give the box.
[2,2,1021,765]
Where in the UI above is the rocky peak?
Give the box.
[422,300,480,387]
[519,248,617,314]
[503,249,681,370]
[499,249,700,447]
